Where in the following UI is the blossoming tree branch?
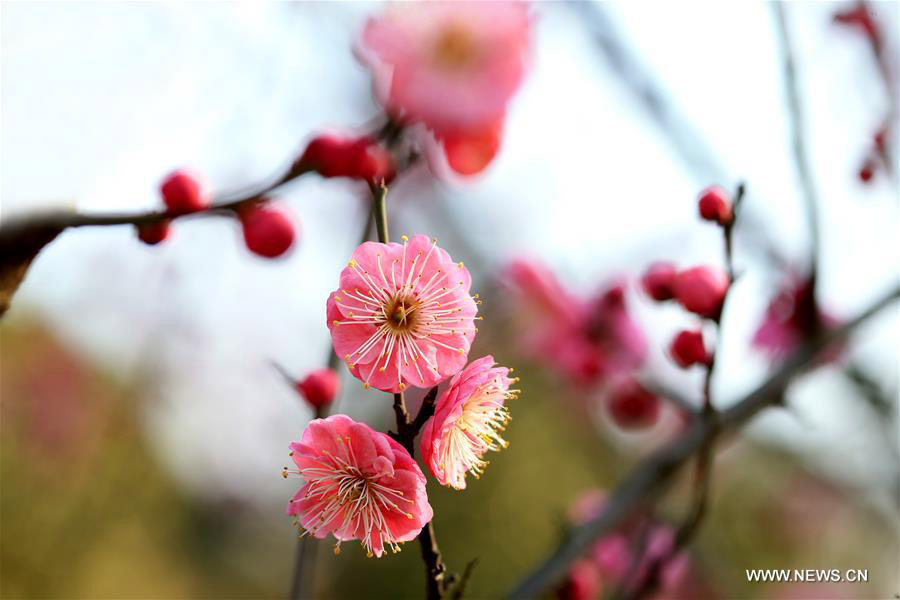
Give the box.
[1,2,896,600]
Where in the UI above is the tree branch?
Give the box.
[508,285,900,599]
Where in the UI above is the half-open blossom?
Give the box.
[327,235,478,393]
[357,2,531,136]
[284,414,432,557]
[419,356,518,489]
[752,276,841,361]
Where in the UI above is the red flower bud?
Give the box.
[136,219,171,245]
[697,186,732,225]
[160,170,209,214]
[641,261,677,301]
[833,7,879,41]
[669,330,710,368]
[297,368,340,410]
[240,203,296,259]
[674,266,729,319]
[298,134,395,183]
[859,160,875,183]
[606,379,660,430]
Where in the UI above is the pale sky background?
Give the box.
[2,1,898,517]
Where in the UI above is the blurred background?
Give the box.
[1,2,898,599]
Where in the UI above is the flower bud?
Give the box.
[669,330,710,368]
[297,134,395,183]
[606,379,660,430]
[136,219,171,245]
[297,368,340,410]
[440,120,503,176]
[674,266,729,319]
[556,560,601,600]
[641,261,677,301]
[240,203,296,259]
[160,170,209,214]
[697,186,732,225]
[858,160,875,183]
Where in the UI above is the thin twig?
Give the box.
[369,181,449,599]
[773,3,821,294]
[508,285,900,599]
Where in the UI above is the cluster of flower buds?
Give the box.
[296,133,395,183]
[640,186,737,373]
[642,262,729,322]
[136,170,297,259]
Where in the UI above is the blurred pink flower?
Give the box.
[358,2,531,136]
[285,414,432,557]
[504,259,647,387]
[752,277,840,361]
[420,355,517,489]
[557,559,603,600]
[327,235,478,393]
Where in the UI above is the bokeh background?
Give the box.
[1,2,898,599]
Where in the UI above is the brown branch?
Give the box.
[508,284,900,599]
[773,3,821,293]
[368,181,449,600]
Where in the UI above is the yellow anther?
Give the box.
[348,259,358,268]
[401,235,409,242]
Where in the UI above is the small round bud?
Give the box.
[641,261,677,301]
[441,120,503,176]
[556,559,601,600]
[697,186,732,225]
[858,160,875,183]
[240,203,296,259]
[297,368,340,410]
[669,330,710,368]
[606,379,661,430]
[674,266,729,319]
[160,170,209,214]
[136,219,171,245]
[297,134,395,183]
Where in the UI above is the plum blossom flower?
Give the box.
[284,415,432,557]
[503,259,647,387]
[357,2,531,136]
[327,235,478,393]
[752,276,840,361]
[419,356,518,489]
[357,2,531,175]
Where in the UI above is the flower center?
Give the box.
[386,295,418,331]
[432,24,479,71]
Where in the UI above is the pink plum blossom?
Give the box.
[420,356,518,489]
[284,414,432,557]
[357,2,531,137]
[503,260,647,387]
[752,276,841,361]
[327,235,478,393]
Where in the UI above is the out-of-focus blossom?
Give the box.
[327,235,477,393]
[641,261,677,302]
[285,415,432,557]
[674,266,729,320]
[565,491,691,596]
[160,170,209,214]
[697,185,732,226]
[752,276,841,361]
[604,378,660,430]
[420,356,517,489]
[239,202,297,259]
[296,368,341,411]
[669,330,710,369]
[503,259,647,387]
[557,559,603,600]
[358,2,531,174]
[297,133,395,183]
[832,5,880,42]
